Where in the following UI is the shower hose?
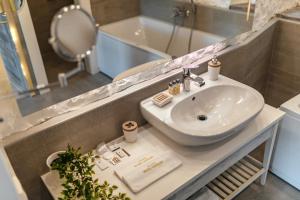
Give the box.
[165,0,196,55]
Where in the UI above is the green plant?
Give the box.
[51,145,130,200]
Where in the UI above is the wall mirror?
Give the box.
[0,0,256,119]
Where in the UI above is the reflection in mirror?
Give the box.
[49,4,98,87]
[230,0,256,13]
[0,0,256,117]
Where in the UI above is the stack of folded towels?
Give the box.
[114,150,182,193]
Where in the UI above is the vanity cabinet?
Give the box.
[42,105,284,200]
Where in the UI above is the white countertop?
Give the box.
[41,105,284,200]
[280,93,300,118]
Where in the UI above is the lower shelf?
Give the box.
[207,156,265,200]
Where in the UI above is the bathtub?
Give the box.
[97,16,225,78]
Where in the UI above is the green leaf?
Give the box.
[52,144,130,200]
[112,185,118,190]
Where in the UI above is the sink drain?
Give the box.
[197,115,207,121]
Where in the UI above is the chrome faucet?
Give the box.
[172,6,191,18]
[182,68,205,92]
[172,0,196,18]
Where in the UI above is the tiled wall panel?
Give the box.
[140,0,253,38]
[91,0,140,25]
[265,19,300,107]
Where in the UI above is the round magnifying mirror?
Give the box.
[50,4,97,62]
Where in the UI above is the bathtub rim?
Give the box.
[99,15,226,57]
[98,30,171,60]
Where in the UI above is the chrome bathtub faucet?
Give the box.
[172,0,196,18]
[172,6,191,18]
[182,68,205,92]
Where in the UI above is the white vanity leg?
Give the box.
[260,124,279,185]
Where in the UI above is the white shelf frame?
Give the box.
[167,123,279,200]
[207,156,265,200]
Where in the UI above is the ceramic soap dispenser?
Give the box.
[208,55,221,81]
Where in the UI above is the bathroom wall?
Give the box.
[27,0,73,62]
[90,0,140,25]
[216,24,275,94]
[90,0,300,34]
[178,0,231,8]
[253,0,300,30]
[0,147,27,200]
[140,0,253,38]
[191,4,253,38]
[231,0,250,4]
[265,19,300,107]
[139,0,174,24]
[3,21,276,200]
[193,0,231,8]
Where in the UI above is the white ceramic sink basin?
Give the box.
[140,74,264,146]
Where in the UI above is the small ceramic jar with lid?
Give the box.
[122,121,138,143]
[208,55,221,81]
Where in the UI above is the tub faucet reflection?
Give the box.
[172,6,191,18]
[172,0,196,18]
[182,68,205,92]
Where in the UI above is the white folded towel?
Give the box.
[114,150,182,193]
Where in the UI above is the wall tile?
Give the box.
[140,0,253,38]
[265,20,300,107]
[91,0,140,25]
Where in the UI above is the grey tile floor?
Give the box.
[187,172,300,200]
[17,71,112,116]
[235,173,300,200]
[16,55,112,116]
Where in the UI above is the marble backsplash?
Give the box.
[253,0,300,30]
